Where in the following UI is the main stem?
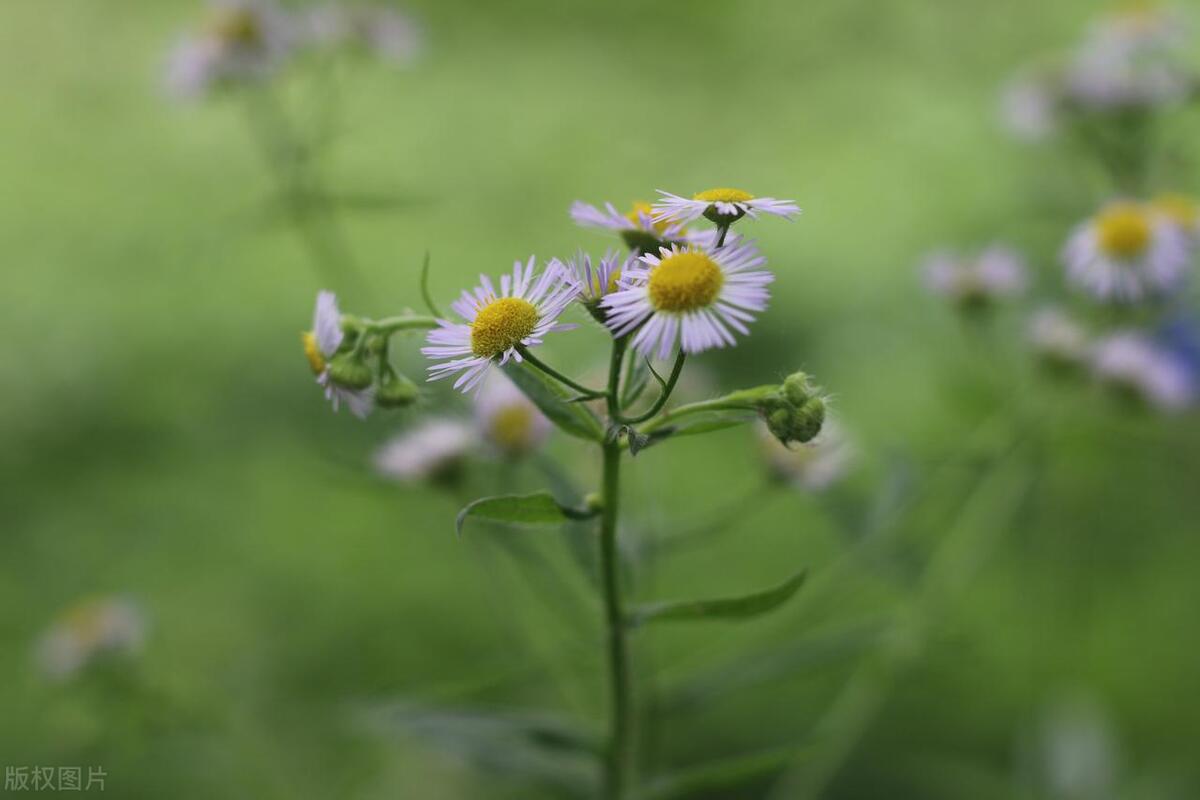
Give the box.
[601,340,633,799]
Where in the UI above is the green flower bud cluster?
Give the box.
[759,371,827,446]
[325,327,421,410]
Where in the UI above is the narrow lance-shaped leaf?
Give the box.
[503,361,605,442]
[628,571,807,627]
[456,491,596,537]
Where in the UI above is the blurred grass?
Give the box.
[3,0,1200,797]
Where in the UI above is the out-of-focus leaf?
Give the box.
[628,571,807,627]
[456,491,594,537]
[641,745,809,800]
[503,361,605,441]
[362,702,599,796]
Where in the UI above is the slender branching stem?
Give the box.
[516,345,607,399]
[600,341,634,800]
[361,315,440,334]
[617,349,686,425]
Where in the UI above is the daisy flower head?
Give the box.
[570,200,689,253]
[601,239,773,360]
[1091,330,1196,411]
[423,257,580,393]
[303,290,374,418]
[36,596,147,682]
[166,0,296,100]
[1062,200,1190,301]
[652,188,801,227]
[922,245,1028,309]
[374,418,477,484]
[473,374,551,459]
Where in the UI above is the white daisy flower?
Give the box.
[570,200,690,251]
[473,374,551,459]
[922,245,1028,307]
[374,418,477,483]
[422,257,580,393]
[1028,308,1091,368]
[303,290,374,418]
[36,596,147,682]
[757,419,853,492]
[652,188,801,226]
[601,239,774,360]
[1062,201,1190,301]
[302,4,422,67]
[1091,331,1195,411]
[165,0,296,100]
[557,249,635,307]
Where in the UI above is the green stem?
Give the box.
[617,350,686,425]
[606,337,629,418]
[362,315,440,334]
[600,438,633,799]
[637,387,770,435]
[516,345,607,399]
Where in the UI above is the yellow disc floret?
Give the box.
[1096,203,1151,258]
[208,7,262,46]
[693,188,755,204]
[488,405,536,454]
[1152,193,1197,232]
[625,201,673,236]
[302,331,326,374]
[648,251,724,312]
[470,297,539,358]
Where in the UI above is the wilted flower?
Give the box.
[423,258,580,393]
[1091,330,1195,411]
[571,200,690,253]
[374,418,476,483]
[36,597,147,682]
[1062,201,1190,301]
[304,291,374,418]
[757,418,853,492]
[602,239,773,359]
[653,188,801,226]
[473,374,551,459]
[302,4,422,66]
[165,0,297,99]
[922,245,1028,308]
[1028,308,1092,369]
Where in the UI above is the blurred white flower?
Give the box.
[922,245,1028,307]
[1151,192,1200,241]
[1091,330,1195,411]
[36,596,147,682]
[374,418,477,483]
[303,4,423,66]
[305,291,374,418]
[1028,307,1091,368]
[757,419,853,492]
[165,0,297,99]
[1062,201,1190,302]
[473,374,551,459]
[1000,72,1060,141]
[1034,693,1121,800]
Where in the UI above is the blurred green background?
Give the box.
[3,0,1199,797]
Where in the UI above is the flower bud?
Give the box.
[376,368,419,408]
[327,353,373,390]
[781,371,820,407]
[761,372,827,445]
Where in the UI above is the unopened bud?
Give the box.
[584,492,603,512]
[376,369,419,408]
[782,371,819,407]
[327,353,373,390]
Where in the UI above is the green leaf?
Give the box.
[503,361,605,441]
[628,571,807,627]
[456,491,594,537]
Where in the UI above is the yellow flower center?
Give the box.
[625,201,673,235]
[693,188,754,204]
[489,405,536,454]
[1152,193,1197,231]
[1096,203,1151,258]
[302,331,326,375]
[470,297,539,358]
[207,8,262,46]
[648,251,724,312]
